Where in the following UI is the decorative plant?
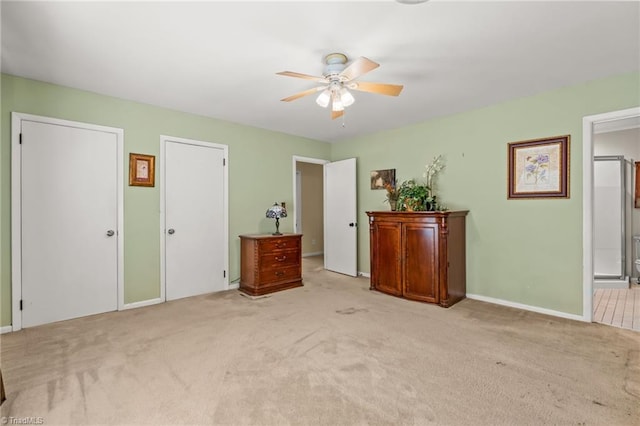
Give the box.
[396,179,431,211]
[396,156,447,212]
[423,155,445,189]
[383,179,399,201]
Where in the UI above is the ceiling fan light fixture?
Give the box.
[316,89,331,108]
[277,53,403,120]
[340,88,355,107]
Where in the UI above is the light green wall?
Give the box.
[2,72,639,327]
[0,74,330,326]
[331,71,640,316]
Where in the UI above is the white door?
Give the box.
[324,158,358,276]
[163,137,227,300]
[20,119,120,328]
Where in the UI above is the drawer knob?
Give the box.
[275,256,287,262]
[275,243,287,248]
[275,271,285,277]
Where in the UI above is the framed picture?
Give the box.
[129,153,155,187]
[370,169,396,190]
[508,135,570,199]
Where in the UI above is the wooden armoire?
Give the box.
[366,211,468,307]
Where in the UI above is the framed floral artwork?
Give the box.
[508,135,570,199]
[129,153,155,187]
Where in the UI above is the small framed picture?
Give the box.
[129,153,155,187]
[508,135,570,199]
[370,169,396,190]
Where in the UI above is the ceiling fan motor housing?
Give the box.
[323,53,348,79]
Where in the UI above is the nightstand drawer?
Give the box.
[260,250,300,269]
[260,266,301,285]
[259,237,300,252]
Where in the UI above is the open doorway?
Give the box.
[296,162,325,257]
[292,156,328,263]
[583,107,640,331]
[292,155,358,276]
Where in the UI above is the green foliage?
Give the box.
[397,179,431,211]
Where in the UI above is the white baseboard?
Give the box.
[228,282,239,290]
[593,278,629,289]
[465,293,586,322]
[121,297,163,311]
[358,271,371,278]
[0,325,13,334]
[302,251,324,258]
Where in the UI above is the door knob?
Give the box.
[106,230,115,237]
[349,222,357,227]
[167,229,175,235]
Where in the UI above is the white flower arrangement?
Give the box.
[423,155,445,190]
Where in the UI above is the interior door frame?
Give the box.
[11,112,125,331]
[582,106,640,322]
[292,155,329,259]
[160,135,230,301]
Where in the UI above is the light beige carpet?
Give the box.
[1,256,639,425]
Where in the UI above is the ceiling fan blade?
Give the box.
[331,110,344,120]
[277,71,327,82]
[351,81,404,97]
[281,87,324,102]
[340,57,379,81]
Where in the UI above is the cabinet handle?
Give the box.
[275,256,287,262]
[275,243,287,248]
[275,271,285,277]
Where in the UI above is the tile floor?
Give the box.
[593,284,640,331]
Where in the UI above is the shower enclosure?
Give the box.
[593,156,628,285]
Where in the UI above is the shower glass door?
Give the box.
[593,156,626,279]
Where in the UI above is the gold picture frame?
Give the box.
[508,135,570,199]
[129,153,155,187]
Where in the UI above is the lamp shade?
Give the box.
[316,90,331,108]
[340,88,355,107]
[265,202,287,219]
[332,98,344,112]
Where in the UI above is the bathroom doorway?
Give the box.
[587,110,640,331]
[593,155,628,285]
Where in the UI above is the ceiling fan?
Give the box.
[277,53,404,120]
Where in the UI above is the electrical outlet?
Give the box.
[312,239,316,245]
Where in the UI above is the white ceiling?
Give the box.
[2,1,639,143]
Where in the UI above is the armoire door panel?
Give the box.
[403,223,439,302]
[372,222,403,296]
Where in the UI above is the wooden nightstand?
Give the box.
[239,233,303,296]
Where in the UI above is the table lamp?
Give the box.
[265,202,287,235]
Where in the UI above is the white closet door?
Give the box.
[164,139,226,300]
[21,120,119,327]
